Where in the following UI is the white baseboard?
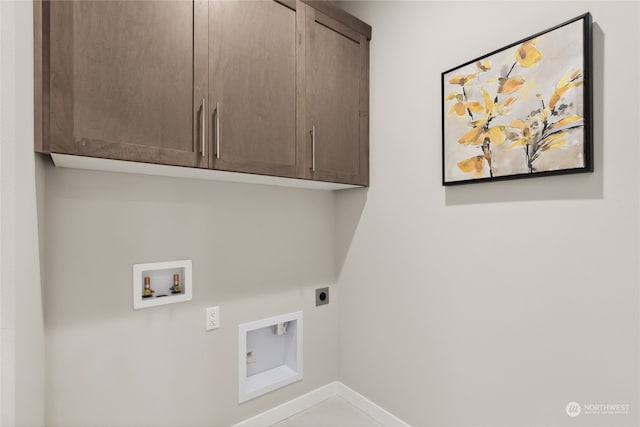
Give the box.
[335,382,410,427]
[231,382,338,427]
[231,381,410,427]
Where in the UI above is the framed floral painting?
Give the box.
[442,13,592,185]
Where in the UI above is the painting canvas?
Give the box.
[442,13,592,185]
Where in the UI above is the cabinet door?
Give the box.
[209,0,299,178]
[48,1,208,168]
[305,6,369,186]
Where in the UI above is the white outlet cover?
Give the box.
[206,306,220,331]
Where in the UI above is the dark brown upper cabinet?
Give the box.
[208,0,299,178]
[37,1,209,169]
[303,4,369,186]
[35,0,371,187]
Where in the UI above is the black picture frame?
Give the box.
[441,13,593,186]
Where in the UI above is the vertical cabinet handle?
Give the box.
[311,125,316,172]
[215,102,220,159]
[200,98,206,158]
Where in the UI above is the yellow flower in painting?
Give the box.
[448,73,477,86]
[508,116,568,153]
[503,97,517,107]
[542,140,567,151]
[481,88,494,115]
[448,101,484,117]
[498,76,525,94]
[457,155,485,177]
[475,60,491,72]
[511,119,529,132]
[507,118,534,150]
[486,126,506,145]
[549,69,584,111]
[539,132,568,152]
[516,39,542,67]
[496,97,518,115]
[458,120,506,147]
[549,114,583,129]
[458,123,485,145]
[445,93,484,116]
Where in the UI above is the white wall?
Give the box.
[337,2,639,426]
[0,1,46,426]
[2,0,339,425]
[44,167,340,426]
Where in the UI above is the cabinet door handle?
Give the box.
[215,102,220,159]
[200,98,206,158]
[311,125,316,172]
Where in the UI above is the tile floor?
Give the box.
[271,396,382,427]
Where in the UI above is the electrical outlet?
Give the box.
[206,306,220,331]
[315,287,329,306]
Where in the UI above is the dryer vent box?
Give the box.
[238,311,303,403]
